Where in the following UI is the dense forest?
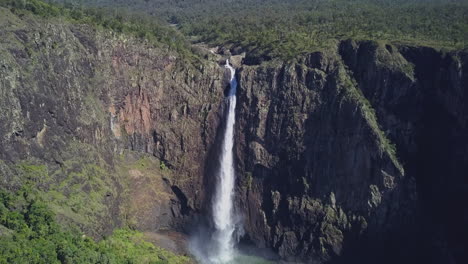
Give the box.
[45,0,468,59]
[3,0,467,59]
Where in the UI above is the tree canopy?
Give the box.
[45,0,468,59]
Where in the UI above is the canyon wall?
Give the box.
[0,7,226,237]
[234,41,467,263]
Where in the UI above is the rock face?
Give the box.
[1,7,467,264]
[235,48,413,263]
[0,7,226,236]
[341,41,468,264]
[234,42,468,263]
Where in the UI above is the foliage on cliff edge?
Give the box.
[0,187,190,264]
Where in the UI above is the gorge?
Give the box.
[0,1,467,264]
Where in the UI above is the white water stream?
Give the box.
[209,59,238,263]
[189,59,244,264]
[189,60,277,264]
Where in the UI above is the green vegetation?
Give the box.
[0,0,196,61]
[15,162,50,186]
[47,0,468,60]
[244,171,253,191]
[0,146,182,263]
[159,161,167,171]
[99,229,189,264]
[122,153,169,173]
[340,69,404,174]
[2,0,466,60]
[0,141,121,236]
[0,188,190,264]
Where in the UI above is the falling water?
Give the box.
[188,60,277,264]
[209,59,238,263]
[187,59,242,263]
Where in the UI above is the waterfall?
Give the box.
[188,59,239,264]
[210,59,238,263]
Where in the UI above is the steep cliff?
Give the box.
[1,6,467,264]
[234,42,467,263]
[340,41,468,264]
[0,7,226,237]
[235,48,412,263]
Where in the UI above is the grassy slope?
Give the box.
[0,187,189,264]
[0,151,190,264]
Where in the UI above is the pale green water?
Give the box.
[230,254,277,264]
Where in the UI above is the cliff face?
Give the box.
[340,41,468,264]
[235,48,412,263]
[234,42,468,263]
[0,7,225,236]
[1,7,467,264]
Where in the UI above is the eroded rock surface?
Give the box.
[0,7,226,237]
[234,43,467,263]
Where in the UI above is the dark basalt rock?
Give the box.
[233,41,467,263]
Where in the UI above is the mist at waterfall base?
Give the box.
[188,61,277,264]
